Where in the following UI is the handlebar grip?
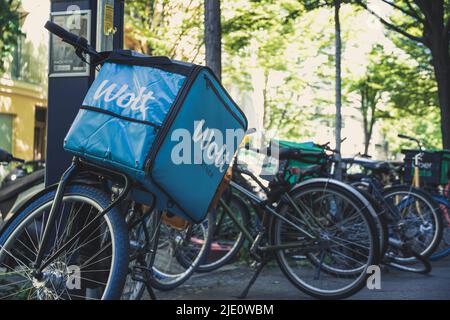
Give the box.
[398,134,412,140]
[279,148,323,162]
[45,21,80,47]
[0,148,13,163]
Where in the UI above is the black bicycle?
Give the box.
[199,141,380,299]
[342,151,441,273]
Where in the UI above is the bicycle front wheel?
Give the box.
[272,179,379,299]
[0,185,129,300]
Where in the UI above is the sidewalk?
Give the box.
[151,257,450,300]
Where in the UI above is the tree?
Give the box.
[125,0,203,62]
[349,47,390,154]
[351,79,384,155]
[204,0,221,79]
[304,0,349,176]
[350,43,439,155]
[355,0,450,149]
[0,0,24,73]
[221,0,303,135]
[334,0,343,176]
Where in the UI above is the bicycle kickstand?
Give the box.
[131,265,157,300]
[385,238,432,274]
[237,259,269,299]
[402,242,432,274]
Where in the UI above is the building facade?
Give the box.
[0,1,49,160]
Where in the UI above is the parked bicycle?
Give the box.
[197,138,380,299]
[0,21,245,300]
[394,134,450,261]
[0,150,45,224]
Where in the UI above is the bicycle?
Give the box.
[0,149,45,223]
[199,141,380,299]
[395,134,450,261]
[198,140,387,276]
[340,141,442,272]
[0,21,231,300]
[344,168,436,273]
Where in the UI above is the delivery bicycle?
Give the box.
[0,21,247,300]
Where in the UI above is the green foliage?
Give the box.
[221,0,305,136]
[350,43,437,116]
[222,0,301,53]
[0,0,24,73]
[303,0,359,10]
[383,109,442,155]
[124,1,444,155]
[125,0,204,62]
[353,0,450,148]
[348,40,440,154]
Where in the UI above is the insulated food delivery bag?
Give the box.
[64,50,248,222]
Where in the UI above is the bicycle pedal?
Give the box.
[250,261,261,269]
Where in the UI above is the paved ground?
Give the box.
[152,257,450,300]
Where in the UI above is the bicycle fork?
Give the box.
[33,161,78,275]
[33,158,132,276]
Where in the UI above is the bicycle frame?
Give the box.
[217,162,332,258]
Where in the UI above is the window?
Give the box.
[0,114,14,153]
[34,107,47,160]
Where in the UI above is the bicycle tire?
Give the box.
[382,185,443,263]
[196,193,250,273]
[0,184,129,300]
[351,183,389,259]
[149,212,214,291]
[271,179,379,299]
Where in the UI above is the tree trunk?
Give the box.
[334,0,343,178]
[204,0,222,80]
[262,70,270,129]
[365,109,376,156]
[431,45,450,149]
[363,117,370,155]
[422,1,450,149]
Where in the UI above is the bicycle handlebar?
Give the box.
[45,21,81,47]
[45,20,100,60]
[0,148,24,163]
[398,134,418,143]
[398,134,422,150]
[244,144,323,162]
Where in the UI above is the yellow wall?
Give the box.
[0,78,47,160]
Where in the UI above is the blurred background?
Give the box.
[0,0,448,164]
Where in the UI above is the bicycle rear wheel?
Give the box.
[123,209,213,295]
[429,197,450,261]
[272,179,379,299]
[382,185,442,263]
[196,192,250,273]
[351,183,389,259]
